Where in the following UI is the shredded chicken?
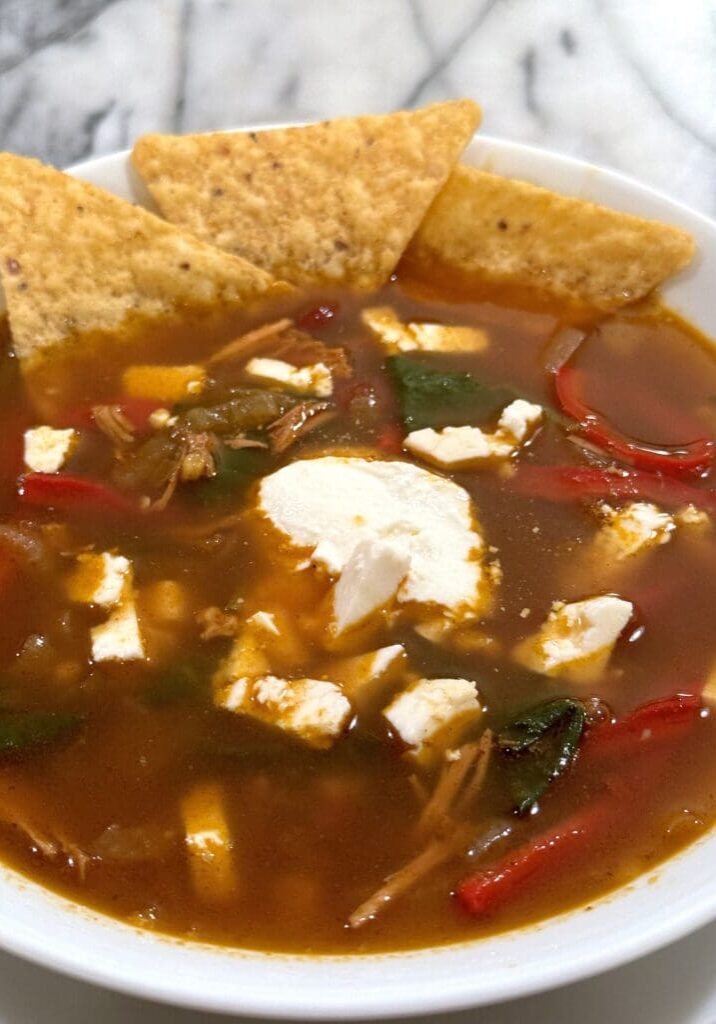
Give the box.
[347,731,493,929]
[208,318,294,366]
[207,315,352,384]
[3,815,92,880]
[417,741,483,840]
[348,827,472,929]
[92,404,136,446]
[223,435,269,451]
[196,606,241,639]
[145,462,181,513]
[269,329,353,379]
[267,401,335,454]
[180,432,218,482]
[137,429,218,510]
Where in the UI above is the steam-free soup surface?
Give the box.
[1,268,716,953]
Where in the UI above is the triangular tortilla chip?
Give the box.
[132,99,480,290]
[404,165,695,310]
[0,154,288,363]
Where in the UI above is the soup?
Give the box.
[0,272,715,953]
[0,99,712,956]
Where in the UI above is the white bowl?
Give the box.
[1,132,715,1019]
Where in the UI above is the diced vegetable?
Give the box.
[122,364,207,403]
[180,388,291,434]
[141,579,189,624]
[509,464,716,512]
[499,698,586,814]
[0,711,84,756]
[19,473,138,515]
[389,356,513,431]
[181,781,237,902]
[555,365,714,479]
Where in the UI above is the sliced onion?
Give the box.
[543,326,586,375]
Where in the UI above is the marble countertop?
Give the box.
[2,0,716,215]
[1,0,716,1021]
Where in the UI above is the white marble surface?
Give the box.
[1,0,716,1020]
[1,0,716,215]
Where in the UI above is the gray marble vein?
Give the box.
[0,3,715,1023]
[0,0,714,217]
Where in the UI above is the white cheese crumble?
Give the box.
[217,675,351,749]
[331,537,410,636]
[67,551,131,608]
[361,306,488,354]
[593,502,675,562]
[383,677,482,759]
[246,357,333,397]
[497,399,544,443]
[676,505,711,528]
[66,549,145,663]
[23,426,77,473]
[246,610,280,636]
[91,596,145,662]
[406,425,512,467]
[514,595,633,684]
[405,399,543,470]
[324,644,407,702]
[258,456,492,626]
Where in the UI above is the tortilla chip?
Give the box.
[404,165,695,310]
[131,99,480,290]
[0,154,287,363]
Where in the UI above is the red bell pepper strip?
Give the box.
[581,693,702,761]
[456,799,614,916]
[555,365,714,479]
[19,473,138,515]
[456,693,703,917]
[509,464,716,512]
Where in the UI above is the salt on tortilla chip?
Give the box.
[0,154,288,364]
[404,165,695,310]
[131,99,481,290]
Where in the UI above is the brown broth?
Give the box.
[0,274,715,953]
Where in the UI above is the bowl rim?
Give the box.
[0,129,715,1019]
